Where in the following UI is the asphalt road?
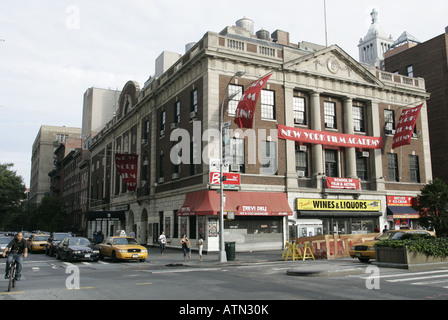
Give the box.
[1,249,448,306]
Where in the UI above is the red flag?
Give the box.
[115,153,139,191]
[392,103,423,149]
[234,73,273,129]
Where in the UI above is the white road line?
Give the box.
[350,269,448,280]
[387,274,448,283]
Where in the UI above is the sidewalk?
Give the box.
[145,246,367,277]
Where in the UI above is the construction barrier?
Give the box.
[283,241,315,261]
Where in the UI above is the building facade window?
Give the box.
[356,153,368,181]
[353,106,365,132]
[190,89,198,119]
[260,140,277,175]
[230,138,245,173]
[160,110,166,137]
[409,155,420,183]
[261,90,275,120]
[228,85,243,115]
[293,96,306,125]
[324,101,336,129]
[325,149,338,177]
[295,149,308,177]
[406,65,414,77]
[384,109,395,135]
[387,153,399,182]
[174,101,181,124]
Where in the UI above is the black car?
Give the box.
[56,237,99,262]
[46,233,72,256]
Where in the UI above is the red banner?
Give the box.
[209,172,241,186]
[278,125,383,149]
[115,153,138,191]
[392,104,423,149]
[234,73,272,129]
[326,177,360,190]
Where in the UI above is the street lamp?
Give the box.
[219,70,245,262]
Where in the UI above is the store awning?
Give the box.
[387,206,420,219]
[178,190,293,217]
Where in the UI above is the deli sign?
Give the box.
[278,125,383,149]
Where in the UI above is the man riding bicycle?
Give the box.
[2,232,28,281]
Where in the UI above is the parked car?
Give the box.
[46,233,72,256]
[99,236,148,262]
[349,229,435,262]
[0,237,11,256]
[56,237,99,262]
[28,234,50,253]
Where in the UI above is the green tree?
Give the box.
[32,196,67,232]
[0,163,26,227]
[416,178,448,238]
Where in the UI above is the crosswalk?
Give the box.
[348,268,448,289]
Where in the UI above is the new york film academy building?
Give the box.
[86,18,431,252]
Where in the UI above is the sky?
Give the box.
[0,0,447,188]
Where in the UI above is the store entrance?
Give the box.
[322,217,378,235]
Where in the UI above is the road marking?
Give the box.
[387,274,448,283]
[136,282,153,285]
[149,267,222,274]
[349,269,448,280]
[0,291,25,295]
[67,287,95,290]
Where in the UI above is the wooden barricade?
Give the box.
[283,241,315,261]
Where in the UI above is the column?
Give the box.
[284,85,299,190]
[367,99,385,191]
[310,91,323,188]
[343,97,357,179]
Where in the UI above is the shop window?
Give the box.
[387,153,399,182]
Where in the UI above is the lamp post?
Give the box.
[219,70,245,262]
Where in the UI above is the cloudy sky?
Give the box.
[0,0,446,187]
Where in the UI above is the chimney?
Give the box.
[271,30,289,45]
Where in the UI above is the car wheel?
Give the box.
[111,251,118,263]
[358,257,370,263]
[99,250,104,260]
[56,251,61,260]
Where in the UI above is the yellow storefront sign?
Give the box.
[297,198,381,211]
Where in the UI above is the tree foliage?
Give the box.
[416,178,448,238]
[0,163,26,226]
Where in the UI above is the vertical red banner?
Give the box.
[115,153,139,191]
[234,73,272,129]
[392,104,423,149]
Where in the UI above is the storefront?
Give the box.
[386,196,420,230]
[296,198,382,235]
[85,210,126,239]
[178,190,293,251]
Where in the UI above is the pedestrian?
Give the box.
[180,234,191,262]
[158,231,167,255]
[382,225,389,233]
[197,236,204,261]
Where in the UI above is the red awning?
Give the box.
[178,190,293,217]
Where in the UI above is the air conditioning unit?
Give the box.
[294,118,303,125]
[158,177,165,183]
[190,111,197,119]
[230,164,240,172]
[362,151,370,158]
[160,130,165,137]
[297,171,306,178]
[299,145,307,152]
[172,173,180,180]
[171,123,180,129]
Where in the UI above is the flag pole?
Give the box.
[324,0,328,47]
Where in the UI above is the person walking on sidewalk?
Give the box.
[197,237,204,261]
[180,234,191,262]
[158,231,167,255]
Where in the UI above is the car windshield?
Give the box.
[68,238,90,246]
[54,234,70,240]
[0,237,10,244]
[113,238,139,245]
[377,231,405,240]
[34,236,49,241]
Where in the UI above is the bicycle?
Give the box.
[6,252,21,292]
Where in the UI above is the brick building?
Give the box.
[384,28,448,184]
[86,18,431,252]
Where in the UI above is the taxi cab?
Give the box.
[99,236,148,262]
[349,229,435,262]
[28,234,50,253]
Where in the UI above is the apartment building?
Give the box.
[86,18,430,252]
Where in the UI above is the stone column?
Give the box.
[367,99,385,191]
[343,97,357,179]
[310,91,323,188]
[284,85,299,190]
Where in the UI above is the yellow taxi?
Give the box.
[28,234,50,253]
[349,229,435,262]
[98,236,148,262]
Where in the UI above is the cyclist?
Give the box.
[2,232,28,281]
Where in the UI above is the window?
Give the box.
[384,110,395,134]
[190,89,198,118]
[260,141,277,175]
[406,65,414,77]
[190,142,199,175]
[261,90,275,120]
[325,150,338,177]
[353,106,365,132]
[55,134,68,143]
[143,120,150,140]
[293,96,306,125]
[160,111,166,137]
[228,85,243,115]
[356,153,368,181]
[159,154,165,179]
[324,101,336,129]
[387,153,399,182]
[174,101,181,124]
[295,149,308,177]
[409,155,420,183]
[230,138,245,173]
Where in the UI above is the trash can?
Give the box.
[225,242,236,261]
